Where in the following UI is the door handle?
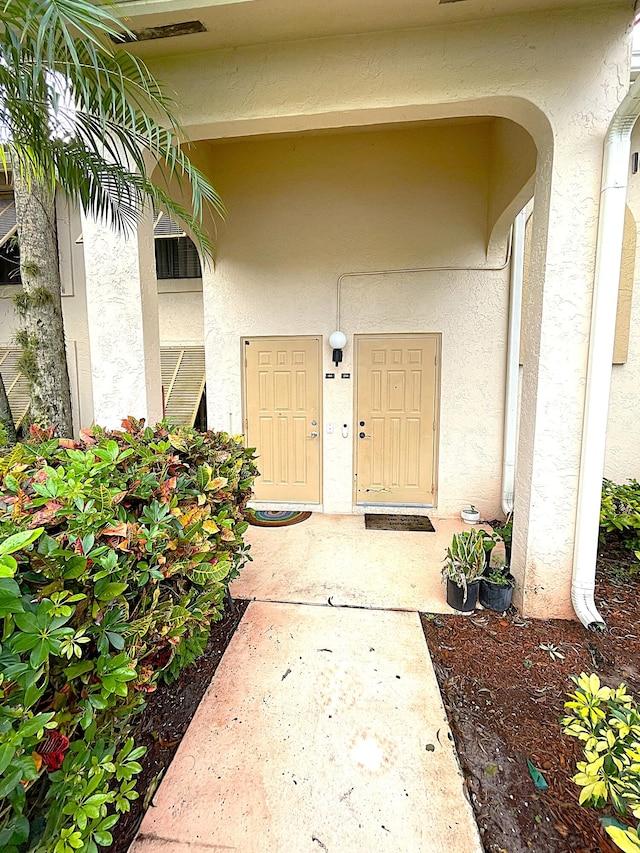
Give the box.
[359,432,372,439]
[308,431,319,439]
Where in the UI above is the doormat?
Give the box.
[245,509,312,527]
[364,514,435,532]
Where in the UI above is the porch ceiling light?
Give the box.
[329,330,347,367]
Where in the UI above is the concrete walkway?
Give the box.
[233,512,492,612]
[130,517,483,852]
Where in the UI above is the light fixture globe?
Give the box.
[329,330,347,349]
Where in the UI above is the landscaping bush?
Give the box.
[600,480,640,555]
[561,673,640,852]
[0,418,258,852]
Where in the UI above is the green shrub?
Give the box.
[561,673,640,852]
[0,418,258,852]
[600,479,640,551]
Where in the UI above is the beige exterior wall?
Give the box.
[198,121,517,516]
[146,6,627,149]
[158,287,204,344]
[0,200,95,433]
[606,125,640,482]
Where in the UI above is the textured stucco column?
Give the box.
[512,127,609,620]
[81,208,162,430]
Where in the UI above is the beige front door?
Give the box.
[355,334,440,505]
[243,336,322,503]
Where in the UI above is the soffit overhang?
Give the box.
[113,0,630,57]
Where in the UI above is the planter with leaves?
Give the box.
[0,418,257,852]
[492,516,513,567]
[460,505,481,524]
[479,569,515,611]
[479,529,500,571]
[441,528,486,612]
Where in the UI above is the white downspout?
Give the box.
[501,208,527,516]
[572,74,640,629]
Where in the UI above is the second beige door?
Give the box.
[355,334,439,505]
[244,336,322,503]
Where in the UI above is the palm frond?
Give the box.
[0,0,222,259]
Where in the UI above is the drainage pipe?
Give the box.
[501,208,527,516]
[572,74,640,630]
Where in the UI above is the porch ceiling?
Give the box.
[115,0,628,57]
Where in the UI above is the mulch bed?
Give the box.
[112,598,249,853]
[421,538,640,853]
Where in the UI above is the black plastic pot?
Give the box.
[479,575,514,611]
[446,577,480,612]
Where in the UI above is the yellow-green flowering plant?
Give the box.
[561,673,640,851]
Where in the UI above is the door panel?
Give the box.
[356,335,439,505]
[244,336,321,503]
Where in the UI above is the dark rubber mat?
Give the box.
[364,514,435,532]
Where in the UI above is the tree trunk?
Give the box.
[0,372,16,445]
[12,161,73,437]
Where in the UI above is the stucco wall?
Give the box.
[606,128,640,483]
[147,6,628,150]
[0,200,95,433]
[158,290,204,343]
[198,121,513,515]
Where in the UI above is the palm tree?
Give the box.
[0,0,223,436]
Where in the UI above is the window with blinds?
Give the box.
[153,212,202,279]
[160,346,206,427]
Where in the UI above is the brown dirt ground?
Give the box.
[112,598,248,853]
[421,535,640,853]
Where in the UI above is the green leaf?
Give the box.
[20,712,55,738]
[30,639,51,668]
[65,660,95,679]
[605,825,640,853]
[4,474,19,493]
[0,743,15,775]
[0,810,29,847]
[0,578,24,617]
[0,528,44,556]
[11,631,40,652]
[191,560,231,585]
[106,631,125,650]
[7,813,29,845]
[24,679,47,709]
[0,767,23,798]
[14,611,39,633]
[96,582,128,601]
[82,533,95,554]
[0,555,17,577]
[526,758,549,790]
[63,555,88,579]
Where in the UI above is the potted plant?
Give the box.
[479,529,499,570]
[441,528,486,612]
[461,504,481,524]
[492,514,513,566]
[479,564,515,612]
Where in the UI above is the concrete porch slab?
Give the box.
[231,513,491,613]
[130,601,482,853]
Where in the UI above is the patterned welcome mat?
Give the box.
[245,509,312,527]
[364,514,435,532]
